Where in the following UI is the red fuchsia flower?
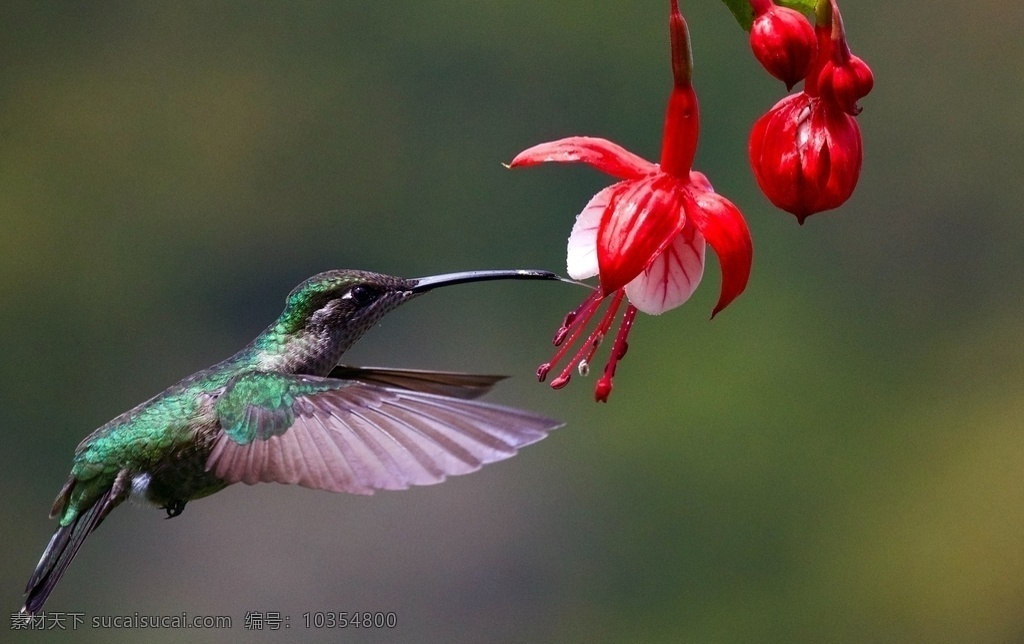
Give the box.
[748,0,817,90]
[509,0,752,402]
[748,0,872,223]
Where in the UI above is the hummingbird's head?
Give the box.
[280,268,564,337]
[281,270,415,337]
[258,268,563,373]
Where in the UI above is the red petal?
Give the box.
[750,95,807,210]
[820,106,862,207]
[596,175,687,294]
[684,188,752,317]
[509,136,656,181]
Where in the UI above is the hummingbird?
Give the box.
[21,268,564,615]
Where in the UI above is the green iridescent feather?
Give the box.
[217,372,340,444]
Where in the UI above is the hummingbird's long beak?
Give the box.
[410,269,566,293]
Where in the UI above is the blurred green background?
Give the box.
[2,1,1022,642]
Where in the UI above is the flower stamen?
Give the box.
[595,304,638,402]
[538,291,605,382]
[583,290,624,366]
[553,288,603,346]
[549,292,625,389]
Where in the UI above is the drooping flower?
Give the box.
[748,0,872,222]
[510,0,752,402]
[748,0,817,90]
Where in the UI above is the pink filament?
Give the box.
[595,304,638,402]
[538,290,604,383]
[553,289,602,346]
[583,291,625,366]
[550,293,625,389]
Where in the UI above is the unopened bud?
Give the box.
[749,2,817,90]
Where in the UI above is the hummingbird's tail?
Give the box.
[22,474,126,615]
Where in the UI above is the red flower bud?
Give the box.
[748,92,862,223]
[749,0,816,90]
[816,0,874,115]
[818,53,873,116]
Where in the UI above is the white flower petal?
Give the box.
[566,184,623,280]
[624,224,706,315]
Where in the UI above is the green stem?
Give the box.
[814,0,831,25]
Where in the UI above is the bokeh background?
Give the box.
[2,1,1022,642]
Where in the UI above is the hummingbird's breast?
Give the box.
[252,329,348,377]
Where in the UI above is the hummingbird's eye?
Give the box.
[346,285,378,306]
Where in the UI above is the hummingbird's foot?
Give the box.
[164,500,187,519]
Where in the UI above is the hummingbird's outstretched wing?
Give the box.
[326,365,505,400]
[206,372,561,494]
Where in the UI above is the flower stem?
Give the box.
[660,0,699,177]
[668,0,692,88]
[828,0,852,63]
[805,21,832,97]
[814,0,832,25]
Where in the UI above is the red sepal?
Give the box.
[509,136,655,181]
[684,188,752,317]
